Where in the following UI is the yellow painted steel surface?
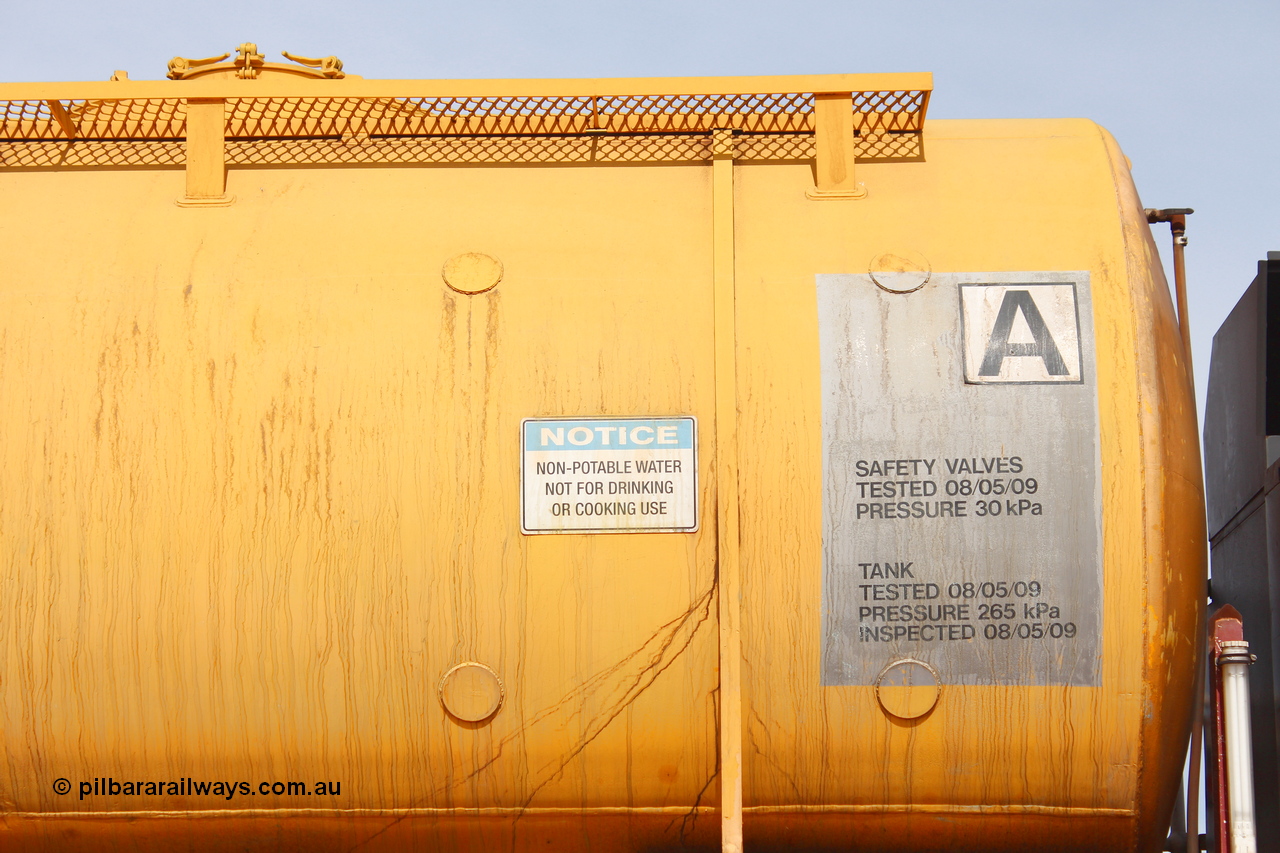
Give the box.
[0,66,1203,853]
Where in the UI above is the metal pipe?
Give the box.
[1186,646,1205,853]
[1213,647,1230,853]
[1208,606,1244,853]
[1171,220,1192,367]
[1145,208,1195,371]
[1166,779,1187,851]
[1219,640,1257,853]
[1147,207,1202,853]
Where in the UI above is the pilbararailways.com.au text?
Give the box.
[52,777,342,800]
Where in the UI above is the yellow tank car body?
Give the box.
[0,57,1203,852]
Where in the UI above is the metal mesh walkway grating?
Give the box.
[0,81,930,167]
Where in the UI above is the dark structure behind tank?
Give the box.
[1202,250,1280,852]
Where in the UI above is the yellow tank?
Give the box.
[0,49,1204,853]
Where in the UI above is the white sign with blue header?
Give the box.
[521,417,698,534]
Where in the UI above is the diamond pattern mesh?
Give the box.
[852,89,928,133]
[0,89,928,165]
[0,140,184,167]
[1,99,186,140]
[0,100,60,139]
[0,131,917,169]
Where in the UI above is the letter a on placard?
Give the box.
[978,290,1068,376]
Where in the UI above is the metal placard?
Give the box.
[521,417,698,534]
[819,272,1102,686]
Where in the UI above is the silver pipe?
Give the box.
[1219,640,1257,853]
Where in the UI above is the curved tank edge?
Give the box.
[1095,121,1207,853]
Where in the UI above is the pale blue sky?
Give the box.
[4,0,1275,418]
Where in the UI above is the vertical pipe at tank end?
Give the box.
[1171,222,1193,372]
[711,127,744,853]
[1145,206,1201,853]
[1144,208,1194,375]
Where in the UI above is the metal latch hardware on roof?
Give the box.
[165,42,348,205]
[167,43,345,81]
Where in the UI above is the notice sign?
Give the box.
[521,417,698,534]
